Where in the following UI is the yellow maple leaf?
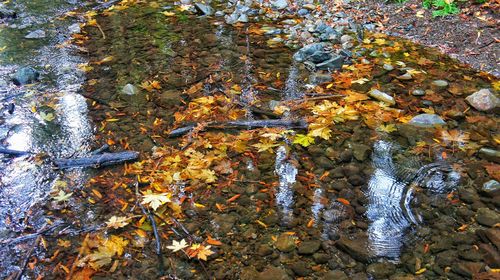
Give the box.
[377,124,398,133]
[252,140,279,153]
[167,239,188,252]
[106,216,130,229]
[141,190,171,211]
[308,125,332,140]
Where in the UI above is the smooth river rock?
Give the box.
[465,89,499,111]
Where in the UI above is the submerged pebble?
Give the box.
[408,113,446,127]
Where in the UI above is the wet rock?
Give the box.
[383,63,394,71]
[482,180,500,197]
[408,114,446,127]
[240,266,259,280]
[25,29,46,39]
[257,266,291,280]
[316,55,344,70]
[68,23,81,34]
[275,233,296,252]
[313,253,330,264]
[309,51,332,63]
[351,143,370,161]
[458,188,480,204]
[397,72,413,80]
[290,261,311,277]
[336,234,371,262]
[297,8,309,16]
[271,0,288,10]
[432,80,449,89]
[293,43,325,62]
[459,248,483,262]
[122,84,139,95]
[465,89,499,111]
[479,243,500,267]
[257,244,273,256]
[0,6,16,19]
[412,89,425,96]
[212,214,237,233]
[478,148,500,163]
[194,3,213,16]
[348,175,364,186]
[315,156,335,169]
[366,262,396,279]
[451,262,484,278]
[369,89,395,105]
[477,228,500,249]
[436,250,458,267]
[476,208,500,227]
[12,67,39,86]
[339,149,353,162]
[310,72,333,84]
[322,270,348,280]
[298,240,321,255]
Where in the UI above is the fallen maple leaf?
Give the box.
[167,239,188,252]
[106,216,129,229]
[141,190,171,211]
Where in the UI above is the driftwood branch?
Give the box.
[0,147,31,156]
[54,151,139,169]
[168,119,308,138]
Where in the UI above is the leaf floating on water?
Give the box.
[40,112,55,122]
[167,239,188,252]
[141,190,171,211]
[293,134,315,147]
[53,190,72,202]
[106,216,130,229]
[377,124,397,133]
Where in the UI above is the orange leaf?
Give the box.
[206,236,222,246]
[307,219,314,228]
[319,171,330,181]
[226,194,241,203]
[337,198,350,206]
[484,164,500,181]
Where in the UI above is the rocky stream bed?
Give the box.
[0,0,499,279]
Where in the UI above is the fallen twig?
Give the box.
[0,147,31,157]
[54,151,139,169]
[14,235,41,280]
[168,119,308,138]
[135,182,165,276]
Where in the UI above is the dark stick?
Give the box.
[90,144,110,155]
[14,236,41,280]
[0,147,31,157]
[135,183,165,276]
[168,119,308,138]
[54,151,139,169]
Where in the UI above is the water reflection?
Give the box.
[366,140,460,259]
[274,145,297,224]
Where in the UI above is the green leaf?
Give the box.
[40,112,55,122]
[53,190,72,202]
[293,134,315,147]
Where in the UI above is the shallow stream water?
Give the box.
[1,1,499,279]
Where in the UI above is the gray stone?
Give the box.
[290,261,311,277]
[293,43,325,62]
[336,234,371,262]
[257,266,291,280]
[482,180,500,197]
[271,0,288,10]
[275,233,296,252]
[352,143,371,161]
[432,79,449,88]
[466,89,499,111]
[12,67,39,86]
[313,253,330,264]
[366,262,396,279]
[25,29,46,39]
[315,55,344,70]
[412,89,425,96]
[298,240,321,255]
[194,3,214,16]
[397,72,413,80]
[369,89,395,105]
[68,23,81,34]
[476,208,500,227]
[383,63,394,71]
[297,8,309,16]
[308,51,331,63]
[122,84,139,95]
[408,114,446,127]
[321,270,348,280]
[340,34,353,44]
[478,148,500,163]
